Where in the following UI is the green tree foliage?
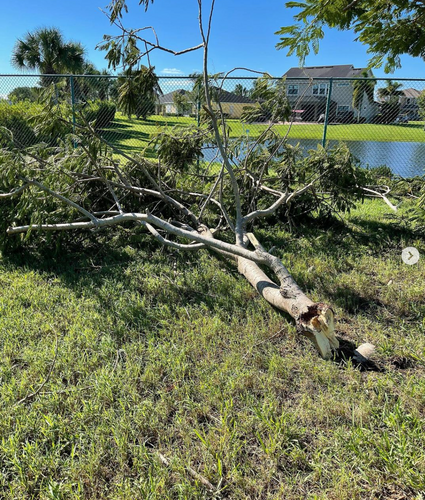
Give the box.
[11,28,86,83]
[117,67,160,119]
[0,102,39,148]
[234,84,248,97]
[418,90,425,120]
[242,75,291,123]
[83,101,117,129]
[276,0,425,72]
[377,80,403,123]
[8,87,39,103]
[73,65,113,102]
[352,70,376,122]
[173,92,192,116]
[152,126,206,170]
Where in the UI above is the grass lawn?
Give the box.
[101,113,425,156]
[1,199,424,498]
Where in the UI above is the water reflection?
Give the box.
[286,139,425,177]
[205,139,425,178]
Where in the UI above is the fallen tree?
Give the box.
[0,0,373,358]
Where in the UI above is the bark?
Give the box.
[199,228,339,359]
[237,256,339,359]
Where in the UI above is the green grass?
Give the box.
[1,200,425,499]
[102,113,425,156]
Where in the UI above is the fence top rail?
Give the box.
[1,74,425,82]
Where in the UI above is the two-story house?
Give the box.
[283,65,378,123]
[399,88,422,120]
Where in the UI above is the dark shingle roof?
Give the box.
[213,88,254,103]
[158,89,191,104]
[283,65,367,78]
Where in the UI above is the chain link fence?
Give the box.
[1,74,425,177]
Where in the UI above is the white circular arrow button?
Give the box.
[402,247,420,265]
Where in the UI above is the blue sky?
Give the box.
[0,0,424,79]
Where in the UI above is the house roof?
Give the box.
[213,88,254,104]
[283,65,368,79]
[158,88,255,105]
[402,88,421,98]
[158,89,191,105]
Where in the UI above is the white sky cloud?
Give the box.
[160,68,184,75]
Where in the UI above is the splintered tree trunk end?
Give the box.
[296,302,339,359]
[238,257,339,359]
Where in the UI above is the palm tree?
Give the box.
[377,80,403,123]
[234,83,248,97]
[377,80,403,102]
[352,70,376,122]
[12,28,86,80]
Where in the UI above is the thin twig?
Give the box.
[155,451,216,491]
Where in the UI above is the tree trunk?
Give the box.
[199,227,339,359]
[237,257,339,359]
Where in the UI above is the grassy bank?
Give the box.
[101,113,425,156]
[0,200,424,499]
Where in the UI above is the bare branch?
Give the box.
[0,184,29,198]
[243,192,289,224]
[362,186,398,211]
[198,3,244,245]
[28,179,99,224]
[143,222,205,250]
[8,211,272,267]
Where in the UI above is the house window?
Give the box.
[406,98,411,104]
[312,83,328,95]
[337,82,350,87]
[337,105,350,113]
[288,84,299,95]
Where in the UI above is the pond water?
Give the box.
[205,139,425,178]
[287,139,425,178]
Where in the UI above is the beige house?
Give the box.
[157,88,256,119]
[283,65,378,122]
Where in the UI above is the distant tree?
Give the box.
[74,63,114,102]
[173,92,192,115]
[117,66,160,119]
[12,28,86,85]
[352,71,376,122]
[377,80,403,102]
[418,90,425,121]
[8,87,39,103]
[234,84,248,97]
[377,80,403,123]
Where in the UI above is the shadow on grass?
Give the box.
[2,232,249,329]
[333,337,384,372]
[98,123,151,153]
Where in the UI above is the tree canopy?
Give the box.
[276,0,425,72]
[12,27,86,75]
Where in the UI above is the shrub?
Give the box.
[0,101,40,148]
[369,165,393,179]
[83,100,116,129]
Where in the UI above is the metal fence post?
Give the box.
[70,75,76,143]
[322,77,333,147]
